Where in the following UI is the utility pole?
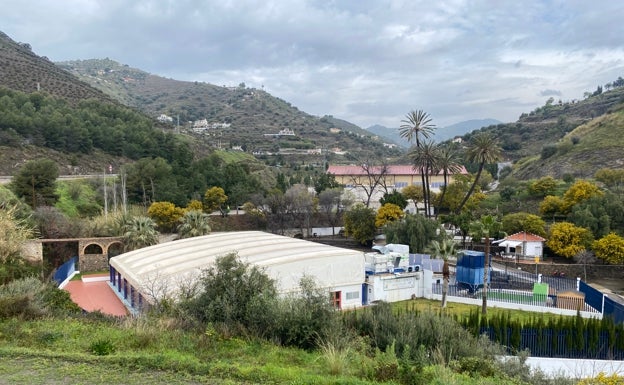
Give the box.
[103,169,108,217]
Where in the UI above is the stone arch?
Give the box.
[107,242,124,260]
[83,243,104,255]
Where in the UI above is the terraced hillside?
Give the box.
[0,32,113,105]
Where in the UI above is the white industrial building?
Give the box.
[108,231,366,312]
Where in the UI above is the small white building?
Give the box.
[494,231,546,260]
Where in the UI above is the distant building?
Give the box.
[264,128,296,137]
[157,114,173,123]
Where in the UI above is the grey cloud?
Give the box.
[2,0,623,128]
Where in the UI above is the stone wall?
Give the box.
[80,254,109,273]
[20,240,43,262]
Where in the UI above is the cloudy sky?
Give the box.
[3,0,624,128]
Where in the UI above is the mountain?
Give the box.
[56,58,403,159]
[0,31,113,105]
[366,118,502,148]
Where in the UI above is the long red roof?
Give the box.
[326,164,468,176]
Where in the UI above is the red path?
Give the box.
[63,274,128,316]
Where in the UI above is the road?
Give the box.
[0,174,118,185]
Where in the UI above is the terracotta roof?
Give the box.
[327,164,468,176]
[505,231,546,242]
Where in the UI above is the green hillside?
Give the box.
[57,58,402,160]
[461,81,624,179]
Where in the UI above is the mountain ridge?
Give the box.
[366,118,502,148]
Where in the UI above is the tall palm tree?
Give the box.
[435,144,463,213]
[123,216,159,251]
[429,237,456,308]
[456,132,502,213]
[409,140,440,217]
[469,215,503,315]
[400,110,436,215]
[177,210,211,239]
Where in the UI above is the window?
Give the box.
[395,182,407,188]
[330,291,342,309]
[345,291,360,300]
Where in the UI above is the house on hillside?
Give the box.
[494,231,546,260]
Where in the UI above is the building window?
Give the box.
[345,291,359,300]
[330,291,342,309]
[395,182,407,188]
[430,182,444,188]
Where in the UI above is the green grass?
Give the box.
[0,312,534,385]
[392,298,568,323]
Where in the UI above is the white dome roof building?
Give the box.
[108,231,366,312]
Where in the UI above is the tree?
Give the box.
[595,168,624,191]
[318,188,349,236]
[11,158,59,208]
[592,233,624,264]
[284,184,316,237]
[349,160,389,207]
[567,193,624,238]
[539,195,565,220]
[562,180,603,213]
[181,253,277,335]
[147,201,184,232]
[204,186,228,215]
[177,210,211,239]
[502,212,546,237]
[384,213,440,253]
[547,222,593,259]
[343,204,377,245]
[124,157,174,206]
[400,110,436,216]
[429,238,456,308]
[435,144,463,212]
[314,172,340,194]
[469,215,503,315]
[456,133,502,213]
[379,190,407,210]
[375,203,405,228]
[439,175,485,214]
[0,205,35,262]
[123,216,159,251]
[528,176,558,197]
[401,184,424,214]
[409,140,440,217]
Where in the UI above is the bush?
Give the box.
[90,338,116,356]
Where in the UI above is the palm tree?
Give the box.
[469,215,503,315]
[123,216,159,251]
[456,132,502,214]
[409,140,440,217]
[177,210,211,239]
[429,237,456,308]
[435,144,463,213]
[400,110,436,215]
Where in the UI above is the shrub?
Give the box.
[90,338,116,356]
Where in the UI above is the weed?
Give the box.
[90,338,116,356]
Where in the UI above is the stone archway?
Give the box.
[78,237,124,272]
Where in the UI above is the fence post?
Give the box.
[576,277,580,291]
[602,294,607,315]
[538,273,542,283]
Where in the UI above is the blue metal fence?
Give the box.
[53,256,77,285]
[604,297,624,324]
[480,327,624,359]
[579,280,603,312]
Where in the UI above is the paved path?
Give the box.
[524,357,624,379]
[63,274,128,317]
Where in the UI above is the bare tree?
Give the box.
[349,160,390,207]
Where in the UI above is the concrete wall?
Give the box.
[20,240,43,262]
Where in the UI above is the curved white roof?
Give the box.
[110,231,365,299]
